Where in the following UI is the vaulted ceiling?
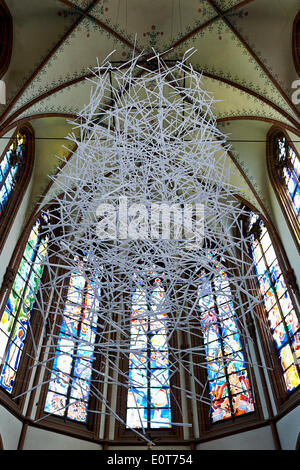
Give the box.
[1,0,300,220]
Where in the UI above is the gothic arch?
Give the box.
[115,268,183,443]
[192,246,263,439]
[35,257,103,440]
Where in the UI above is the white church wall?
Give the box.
[0,174,34,288]
[22,425,102,450]
[0,129,14,161]
[220,120,273,215]
[276,404,300,450]
[196,425,276,450]
[0,405,22,450]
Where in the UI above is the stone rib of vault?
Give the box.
[24,50,263,444]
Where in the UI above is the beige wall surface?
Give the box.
[196,425,276,450]
[276,405,300,450]
[0,405,22,450]
[23,426,102,451]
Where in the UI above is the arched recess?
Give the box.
[115,266,183,443]
[240,201,300,413]
[0,208,51,416]
[293,10,300,77]
[192,246,263,439]
[266,126,300,252]
[35,255,103,440]
[0,0,13,79]
[0,123,35,253]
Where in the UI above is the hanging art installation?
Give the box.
[13,49,265,444]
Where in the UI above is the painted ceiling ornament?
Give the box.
[25,49,262,444]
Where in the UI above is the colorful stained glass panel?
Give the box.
[198,260,254,422]
[248,212,300,394]
[44,269,99,423]
[126,275,172,429]
[150,408,172,428]
[0,214,48,393]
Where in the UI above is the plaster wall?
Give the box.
[23,425,103,450]
[196,425,276,450]
[0,129,14,158]
[0,405,22,450]
[276,404,300,450]
[0,174,33,287]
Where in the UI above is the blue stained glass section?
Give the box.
[294,186,300,212]
[126,274,172,429]
[150,407,172,428]
[0,132,26,217]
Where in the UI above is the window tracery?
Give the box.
[126,270,171,429]
[0,125,35,252]
[0,131,27,217]
[267,127,300,249]
[0,212,49,393]
[246,212,300,393]
[198,255,255,422]
[44,261,100,423]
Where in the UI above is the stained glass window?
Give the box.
[126,271,172,429]
[0,212,49,393]
[0,131,26,219]
[198,258,254,422]
[44,264,100,423]
[247,212,300,393]
[275,134,300,223]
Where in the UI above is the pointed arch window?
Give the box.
[246,212,300,393]
[44,262,100,423]
[198,256,255,422]
[126,271,172,429]
[0,125,35,252]
[0,131,26,215]
[0,212,49,393]
[267,127,300,248]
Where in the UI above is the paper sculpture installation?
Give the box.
[21,50,262,443]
